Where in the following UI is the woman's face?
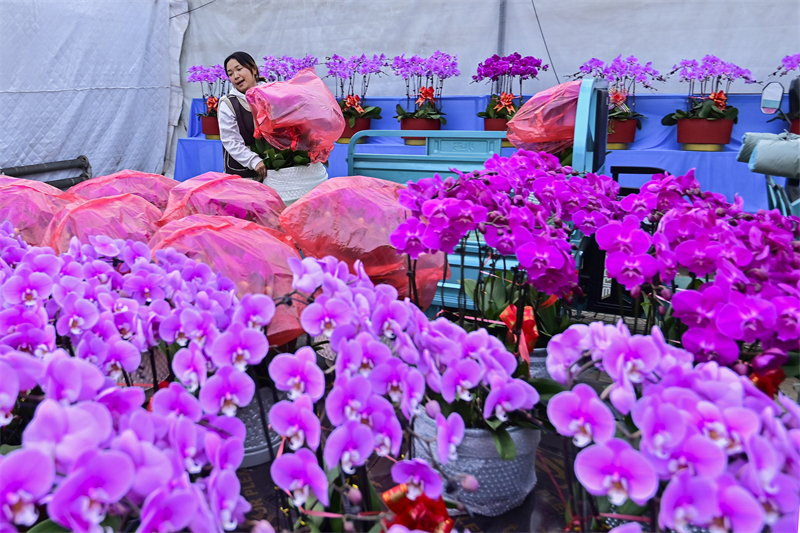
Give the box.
[226,59,257,93]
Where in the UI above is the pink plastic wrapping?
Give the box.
[0,179,85,245]
[149,214,304,346]
[245,68,345,164]
[279,176,448,310]
[159,172,286,230]
[42,194,162,254]
[68,170,178,211]
[507,80,581,153]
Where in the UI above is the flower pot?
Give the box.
[483,118,513,148]
[528,347,550,379]
[791,119,800,135]
[262,162,328,206]
[607,119,638,150]
[337,118,371,144]
[401,118,441,145]
[412,412,541,516]
[237,387,283,468]
[201,116,220,140]
[676,118,734,151]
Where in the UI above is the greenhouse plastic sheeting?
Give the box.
[43,194,162,254]
[149,214,303,346]
[279,176,447,309]
[507,81,581,154]
[246,68,344,164]
[68,170,179,210]
[159,172,285,229]
[0,179,85,245]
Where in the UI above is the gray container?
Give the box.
[237,387,283,468]
[412,412,541,516]
[528,347,550,379]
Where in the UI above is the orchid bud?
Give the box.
[658,305,666,315]
[343,520,355,533]
[660,288,672,301]
[252,521,276,533]
[461,474,480,492]
[347,487,363,505]
[425,400,441,419]
[630,285,642,299]
[733,363,749,376]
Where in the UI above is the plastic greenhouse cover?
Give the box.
[507,80,581,154]
[0,178,85,245]
[280,176,447,309]
[149,214,304,346]
[159,172,285,230]
[68,169,178,211]
[245,68,345,164]
[42,193,162,254]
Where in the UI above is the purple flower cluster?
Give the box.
[473,53,547,83]
[596,170,800,371]
[186,64,226,84]
[669,55,756,98]
[0,222,279,532]
[325,54,388,101]
[548,321,800,533]
[260,54,319,82]
[390,51,460,81]
[391,149,622,297]
[774,53,800,76]
[573,55,662,90]
[267,255,537,506]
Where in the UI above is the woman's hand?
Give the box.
[255,161,267,180]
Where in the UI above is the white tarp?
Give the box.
[0,0,174,180]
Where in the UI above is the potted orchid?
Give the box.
[662,55,757,150]
[325,54,387,144]
[767,53,800,134]
[260,54,319,82]
[570,55,664,149]
[473,52,548,144]
[391,51,460,145]
[186,63,229,139]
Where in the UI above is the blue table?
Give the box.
[176,94,792,212]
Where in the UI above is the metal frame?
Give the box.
[1,155,92,190]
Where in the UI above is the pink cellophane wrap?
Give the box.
[245,68,345,164]
[149,214,303,346]
[42,194,162,254]
[68,170,178,211]
[0,177,85,245]
[158,172,286,230]
[507,80,581,154]
[279,176,448,310]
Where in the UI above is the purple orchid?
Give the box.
[709,473,765,533]
[300,297,353,337]
[0,360,18,426]
[203,431,244,471]
[55,293,99,337]
[48,449,135,533]
[323,420,374,474]
[435,412,465,465]
[370,406,403,457]
[41,352,105,404]
[102,337,141,380]
[159,308,218,348]
[137,487,198,533]
[208,322,268,371]
[336,332,392,377]
[231,293,275,330]
[547,384,615,447]
[715,297,777,344]
[483,373,539,422]
[546,325,591,384]
[172,343,208,393]
[199,366,255,417]
[1,267,53,308]
[0,448,55,527]
[391,458,442,501]
[605,251,658,290]
[170,416,205,474]
[325,374,372,426]
[658,471,717,533]
[288,257,324,294]
[268,346,324,401]
[574,439,658,506]
[371,300,411,340]
[109,428,173,504]
[271,448,330,507]
[440,358,483,403]
[269,394,320,451]
[151,382,203,421]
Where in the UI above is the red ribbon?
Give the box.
[416,86,436,106]
[499,304,541,361]
[382,484,454,533]
[344,94,364,114]
[206,96,219,114]
[493,92,516,114]
[710,90,727,110]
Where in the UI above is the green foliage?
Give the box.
[252,138,310,170]
[339,100,382,122]
[0,444,21,455]
[394,101,447,125]
[527,377,567,403]
[490,426,517,460]
[662,98,739,125]
[477,94,519,119]
[28,520,70,533]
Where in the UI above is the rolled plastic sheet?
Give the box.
[68,169,178,211]
[737,132,785,163]
[749,136,800,180]
[279,176,448,309]
[149,214,304,346]
[159,172,285,230]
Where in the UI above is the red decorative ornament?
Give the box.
[750,367,786,397]
[381,484,454,533]
[499,304,540,360]
[206,96,219,114]
[344,94,364,114]
[609,88,628,108]
[493,92,516,114]
[416,86,436,106]
[710,90,727,110]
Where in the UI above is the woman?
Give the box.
[218,51,267,180]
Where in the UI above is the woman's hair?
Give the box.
[223,51,266,82]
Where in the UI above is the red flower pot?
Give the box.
[676,118,734,151]
[401,118,441,145]
[790,119,799,135]
[201,116,220,139]
[483,118,513,148]
[607,119,638,149]
[337,118,371,144]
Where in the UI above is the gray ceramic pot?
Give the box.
[236,387,283,468]
[412,412,541,516]
[529,347,550,379]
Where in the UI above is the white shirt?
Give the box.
[218,84,264,171]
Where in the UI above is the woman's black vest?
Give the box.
[222,96,258,179]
